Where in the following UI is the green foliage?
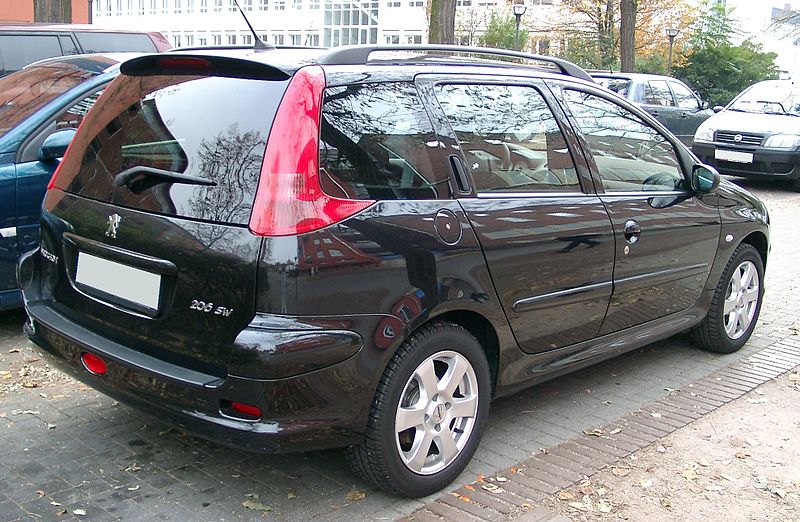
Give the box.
[635,53,667,75]
[676,2,779,106]
[675,41,779,106]
[560,36,618,70]
[479,12,529,51]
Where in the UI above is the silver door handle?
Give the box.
[0,227,17,238]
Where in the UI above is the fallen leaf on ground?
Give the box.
[745,438,760,447]
[458,495,471,502]
[772,488,787,499]
[657,445,667,453]
[56,509,67,517]
[127,485,140,491]
[597,487,607,496]
[242,500,271,511]
[346,489,366,501]
[735,451,750,459]
[558,491,575,501]
[609,428,622,435]
[73,509,87,516]
[123,463,141,473]
[787,373,799,382]
[464,484,475,491]
[660,498,671,508]
[50,501,61,506]
[650,412,662,418]
[611,467,630,477]
[583,428,603,437]
[682,469,698,480]
[476,473,485,482]
[8,349,20,353]
[697,459,710,467]
[598,502,612,513]
[481,483,504,494]
[568,502,587,511]
[495,476,507,482]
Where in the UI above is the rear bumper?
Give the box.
[23,300,376,453]
[692,142,800,180]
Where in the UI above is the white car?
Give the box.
[692,80,800,191]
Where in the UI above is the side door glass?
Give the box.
[434,83,580,193]
[670,81,700,110]
[0,35,62,76]
[561,90,685,192]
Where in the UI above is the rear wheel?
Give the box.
[346,321,490,498]
[692,243,764,353]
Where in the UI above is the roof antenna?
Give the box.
[232,0,274,50]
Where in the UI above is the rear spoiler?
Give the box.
[120,54,290,81]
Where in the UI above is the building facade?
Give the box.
[89,0,559,51]
[0,0,89,23]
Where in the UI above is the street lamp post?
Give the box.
[512,2,527,51]
[665,27,680,76]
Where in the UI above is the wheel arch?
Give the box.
[420,309,501,395]
[740,231,768,269]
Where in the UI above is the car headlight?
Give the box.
[694,125,715,143]
[764,134,800,149]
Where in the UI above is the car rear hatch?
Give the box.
[37,54,292,378]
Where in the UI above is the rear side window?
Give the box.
[75,32,157,53]
[435,83,579,193]
[0,35,63,76]
[319,82,449,200]
[59,75,288,225]
[644,80,675,107]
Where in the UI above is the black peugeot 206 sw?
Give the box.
[18,44,769,498]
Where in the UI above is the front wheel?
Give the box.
[692,243,764,353]
[345,321,491,498]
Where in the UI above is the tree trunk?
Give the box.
[429,0,457,44]
[34,0,72,23]
[620,0,637,72]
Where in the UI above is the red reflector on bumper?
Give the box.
[230,401,262,418]
[81,352,107,375]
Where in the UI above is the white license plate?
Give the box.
[715,149,753,164]
[75,252,161,310]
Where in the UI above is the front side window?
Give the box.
[435,83,579,193]
[670,81,700,110]
[319,82,448,200]
[562,89,685,192]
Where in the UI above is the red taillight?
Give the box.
[156,56,214,71]
[230,401,262,418]
[249,65,375,237]
[81,352,107,375]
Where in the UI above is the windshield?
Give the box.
[0,63,99,138]
[729,81,800,116]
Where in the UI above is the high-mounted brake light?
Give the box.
[156,56,215,71]
[248,65,375,237]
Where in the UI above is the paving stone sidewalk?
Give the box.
[0,182,797,521]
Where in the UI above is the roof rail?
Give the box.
[316,44,594,83]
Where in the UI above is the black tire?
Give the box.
[691,243,764,353]
[345,321,491,498]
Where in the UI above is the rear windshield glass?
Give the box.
[75,32,157,53]
[59,74,288,225]
[0,64,97,138]
[595,78,632,97]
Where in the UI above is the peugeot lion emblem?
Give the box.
[734,134,743,143]
[105,214,122,239]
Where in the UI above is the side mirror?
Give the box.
[38,128,77,162]
[712,105,725,113]
[692,164,720,193]
[700,101,709,110]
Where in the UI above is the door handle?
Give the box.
[650,110,660,118]
[623,220,641,244]
[680,112,689,119]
